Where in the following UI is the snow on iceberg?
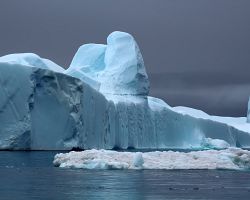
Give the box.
[0,53,64,73]
[0,31,250,150]
[53,148,250,170]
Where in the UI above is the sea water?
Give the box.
[0,151,250,200]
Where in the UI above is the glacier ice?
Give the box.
[0,31,250,150]
[65,44,106,91]
[0,63,85,149]
[65,31,149,95]
[53,148,250,170]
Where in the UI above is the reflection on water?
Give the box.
[0,151,250,200]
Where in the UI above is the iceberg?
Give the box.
[53,148,250,170]
[0,31,250,150]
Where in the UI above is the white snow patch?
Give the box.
[0,53,64,73]
[54,148,250,170]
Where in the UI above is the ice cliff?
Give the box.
[0,31,249,150]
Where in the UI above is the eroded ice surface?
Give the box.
[53,148,250,170]
[0,31,249,150]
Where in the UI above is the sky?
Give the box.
[0,0,249,116]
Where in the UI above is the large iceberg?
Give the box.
[0,31,250,150]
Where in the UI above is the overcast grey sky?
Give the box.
[0,0,249,116]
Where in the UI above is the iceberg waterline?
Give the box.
[0,31,249,150]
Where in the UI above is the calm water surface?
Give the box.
[0,151,250,200]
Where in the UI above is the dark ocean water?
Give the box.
[0,151,250,200]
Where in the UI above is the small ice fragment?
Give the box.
[132,152,144,168]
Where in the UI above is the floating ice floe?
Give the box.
[53,148,250,170]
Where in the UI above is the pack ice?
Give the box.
[0,31,249,150]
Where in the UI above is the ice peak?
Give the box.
[65,31,150,95]
[102,31,149,95]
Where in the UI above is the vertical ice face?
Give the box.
[0,63,33,149]
[0,63,84,150]
[247,97,250,123]
[64,31,150,95]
